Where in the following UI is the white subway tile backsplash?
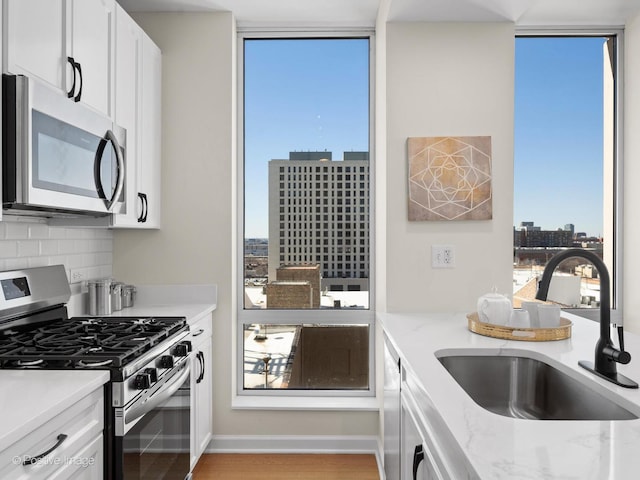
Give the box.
[17,240,40,257]
[28,223,50,239]
[4,222,29,239]
[0,218,113,280]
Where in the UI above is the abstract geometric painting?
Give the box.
[407,136,492,221]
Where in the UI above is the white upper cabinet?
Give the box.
[111,8,161,229]
[3,0,66,92]
[112,4,141,227]
[137,33,162,228]
[68,0,115,116]
[3,0,115,118]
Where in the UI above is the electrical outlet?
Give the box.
[432,245,455,268]
[69,268,87,284]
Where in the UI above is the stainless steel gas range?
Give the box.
[0,265,193,480]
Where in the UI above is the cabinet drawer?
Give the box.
[189,314,212,346]
[48,434,103,480]
[0,389,103,479]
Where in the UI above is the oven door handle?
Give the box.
[125,363,190,425]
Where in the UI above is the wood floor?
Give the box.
[192,454,380,480]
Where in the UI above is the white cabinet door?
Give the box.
[195,336,213,459]
[137,33,162,228]
[112,4,142,227]
[384,338,401,480]
[401,396,442,480]
[68,0,115,117]
[3,0,68,91]
[189,315,213,470]
[3,0,114,117]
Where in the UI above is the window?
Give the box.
[239,35,373,394]
[513,33,622,319]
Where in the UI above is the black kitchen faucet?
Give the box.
[535,248,638,388]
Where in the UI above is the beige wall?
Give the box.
[113,12,377,440]
[384,22,515,313]
[624,13,640,333]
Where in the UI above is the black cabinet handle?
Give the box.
[412,445,425,480]
[196,351,205,384]
[67,57,77,99]
[137,192,146,222]
[137,193,148,223]
[74,61,83,102]
[23,434,68,465]
[142,193,148,222]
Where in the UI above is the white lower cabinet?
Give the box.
[0,388,104,479]
[189,314,213,470]
[401,392,443,480]
[383,336,401,480]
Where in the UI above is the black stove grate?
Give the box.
[0,316,187,369]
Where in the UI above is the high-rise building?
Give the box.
[268,151,370,293]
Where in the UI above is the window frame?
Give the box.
[513,28,625,323]
[235,30,376,400]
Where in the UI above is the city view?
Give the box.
[241,38,371,389]
[513,221,604,309]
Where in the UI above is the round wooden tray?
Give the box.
[467,312,572,342]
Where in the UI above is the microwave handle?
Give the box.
[94,130,125,211]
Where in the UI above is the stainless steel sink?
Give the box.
[437,354,638,420]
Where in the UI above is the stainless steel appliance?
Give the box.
[2,74,126,217]
[0,265,192,480]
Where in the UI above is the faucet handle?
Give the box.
[617,325,626,352]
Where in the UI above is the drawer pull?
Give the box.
[412,444,424,480]
[192,328,205,337]
[23,434,68,466]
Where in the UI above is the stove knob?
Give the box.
[159,355,174,368]
[174,341,192,357]
[144,367,158,383]
[134,373,152,390]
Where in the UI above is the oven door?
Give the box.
[115,360,191,480]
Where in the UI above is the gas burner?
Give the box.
[132,318,153,325]
[80,319,100,325]
[78,359,113,368]
[13,359,44,367]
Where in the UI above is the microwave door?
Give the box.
[94,129,125,211]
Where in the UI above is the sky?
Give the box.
[243,38,369,238]
[243,36,607,238]
[514,36,607,236]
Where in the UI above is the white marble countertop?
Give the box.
[69,284,218,325]
[379,311,640,480]
[0,370,109,452]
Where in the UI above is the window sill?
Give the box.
[232,394,380,411]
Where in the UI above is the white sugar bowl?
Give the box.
[477,291,512,326]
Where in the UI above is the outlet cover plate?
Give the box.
[432,245,455,268]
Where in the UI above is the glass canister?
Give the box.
[111,282,123,311]
[122,285,136,308]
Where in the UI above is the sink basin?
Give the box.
[437,354,638,420]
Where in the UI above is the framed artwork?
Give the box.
[407,136,492,221]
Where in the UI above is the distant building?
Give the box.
[274,265,321,308]
[266,281,313,309]
[268,151,370,293]
[245,238,268,256]
[514,222,573,248]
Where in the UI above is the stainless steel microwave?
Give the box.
[2,74,126,217]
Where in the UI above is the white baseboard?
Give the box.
[206,434,384,478]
